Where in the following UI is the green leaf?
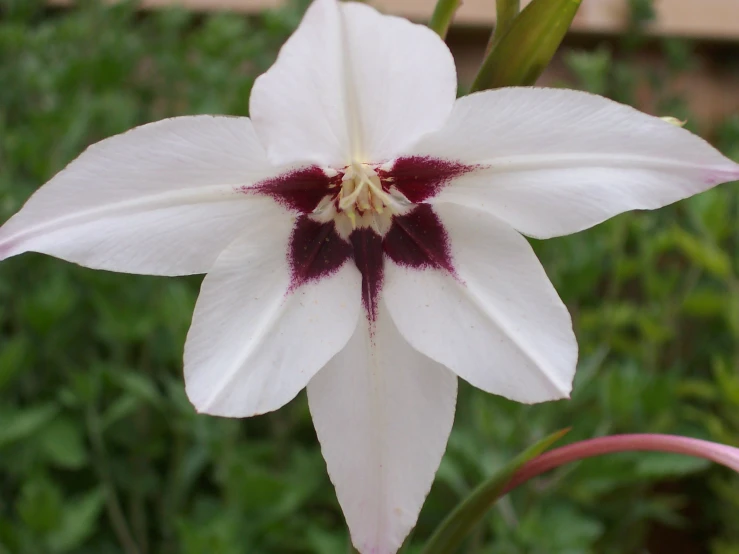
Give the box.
[110,370,162,407]
[471,0,582,92]
[518,503,604,548]
[46,488,105,553]
[0,336,29,391]
[0,404,58,448]
[38,417,88,470]
[564,47,612,95]
[100,394,142,430]
[17,477,64,534]
[420,429,569,554]
[628,0,656,26]
[669,227,731,279]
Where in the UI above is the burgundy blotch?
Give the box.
[350,228,384,323]
[383,204,455,274]
[250,165,339,213]
[377,155,477,203]
[288,216,352,291]
[253,156,474,321]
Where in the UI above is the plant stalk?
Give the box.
[429,0,462,39]
[502,433,739,496]
[488,0,520,53]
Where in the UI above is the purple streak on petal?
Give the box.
[250,166,340,213]
[288,216,351,290]
[378,156,478,203]
[0,240,15,261]
[705,166,739,186]
[502,433,739,496]
[350,228,384,324]
[384,204,455,275]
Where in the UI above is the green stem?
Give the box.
[420,430,569,554]
[488,0,520,53]
[428,0,461,39]
[86,405,141,554]
[471,0,582,92]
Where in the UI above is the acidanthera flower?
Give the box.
[1,0,737,552]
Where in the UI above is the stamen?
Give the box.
[330,162,398,234]
[339,183,365,211]
[347,209,358,229]
[366,182,393,209]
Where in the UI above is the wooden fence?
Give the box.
[48,0,739,40]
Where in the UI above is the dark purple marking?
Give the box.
[250,166,341,213]
[350,228,384,324]
[377,156,478,203]
[288,216,352,290]
[383,205,455,274]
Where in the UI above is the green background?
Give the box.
[1,0,738,552]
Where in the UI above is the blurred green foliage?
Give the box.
[0,0,738,553]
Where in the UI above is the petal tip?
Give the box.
[187,391,216,417]
[546,386,572,403]
[560,381,574,400]
[543,377,573,403]
[355,543,397,554]
[185,382,228,418]
[185,373,275,419]
[706,163,739,186]
[188,397,254,419]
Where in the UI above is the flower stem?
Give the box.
[428,0,462,39]
[488,0,520,53]
[471,0,581,92]
[501,434,739,496]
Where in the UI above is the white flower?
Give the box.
[1,0,737,551]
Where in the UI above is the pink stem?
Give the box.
[502,434,739,496]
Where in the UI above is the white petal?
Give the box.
[407,88,739,239]
[308,304,457,554]
[0,116,276,275]
[250,0,457,167]
[385,203,577,403]
[184,215,362,417]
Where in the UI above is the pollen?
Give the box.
[312,162,411,238]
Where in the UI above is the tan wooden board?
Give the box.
[380,0,739,39]
[48,0,739,40]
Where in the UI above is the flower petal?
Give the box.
[407,88,739,239]
[0,116,276,275]
[384,203,577,403]
[249,0,457,167]
[184,214,362,417]
[308,304,457,554]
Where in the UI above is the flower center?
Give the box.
[338,163,390,219]
[250,156,478,321]
[315,162,410,238]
